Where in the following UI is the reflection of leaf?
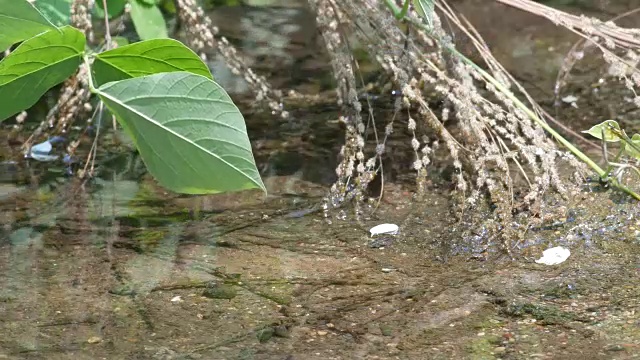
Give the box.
[96,72,265,195]
[90,178,141,217]
[582,120,622,142]
[0,0,56,51]
[624,133,640,160]
[0,26,85,121]
[93,38,212,87]
[129,0,168,40]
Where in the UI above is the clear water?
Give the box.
[2,1,640,359]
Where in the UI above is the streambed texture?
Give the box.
[1,177,640,360]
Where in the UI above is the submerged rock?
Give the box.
[202,285,237,299]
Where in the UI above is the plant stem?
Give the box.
[83,55,96,92]
[383,0,403,17]
[102,0,112,50]
[395,0,410,19]
[381,0,640,200]
[462,54,604,176]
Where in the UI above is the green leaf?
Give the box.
[94,0,127,19]
[582,120,622,142]
[412,0,435,29]
[624,133,640,159]
[112,36,130,47]
[33,0,72,26]
[0,0,56,51]
[129,1,168,40]
[0,26,85,121]
[93,38,212,87]
[96,72,265,195]
[159,0,176,14]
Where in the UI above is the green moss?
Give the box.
[466,335,501,359]
[132,229,167,248]
[380,324,393,336]
[504,303,575,325]
[541,284,577,300]
[471,316,505,330]
[256,327,274,343]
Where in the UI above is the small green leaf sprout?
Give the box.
[583,120,640,191]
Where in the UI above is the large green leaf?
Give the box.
[93,38,212,87]
[129,0,168,40]
[0,0,56,51]
[33,0,72,26]
[94,0,127,19]
[96,72,265,194]
[0,26,85,121]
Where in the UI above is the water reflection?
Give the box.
[2,163,640,359]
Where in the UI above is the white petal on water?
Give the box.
[535,246,570,265]
[370,223,399,236]
[29,140,58,162]
[31,140,52,154]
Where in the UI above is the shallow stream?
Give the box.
[2,0,640,359]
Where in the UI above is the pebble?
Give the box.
[87,336,102,344]
[493,346,506,354]
[274,325,290,338]
[317,330,328,336]
[202,285,237,299]
[369,236,394,248]
[604,344,625,352]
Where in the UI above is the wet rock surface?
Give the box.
[1,174,640,359]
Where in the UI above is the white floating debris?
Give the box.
[170,296,183,303]
[29,140,58,162]
[561,95,578,103]
[369,223,399,236]
[535,246,570,265]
